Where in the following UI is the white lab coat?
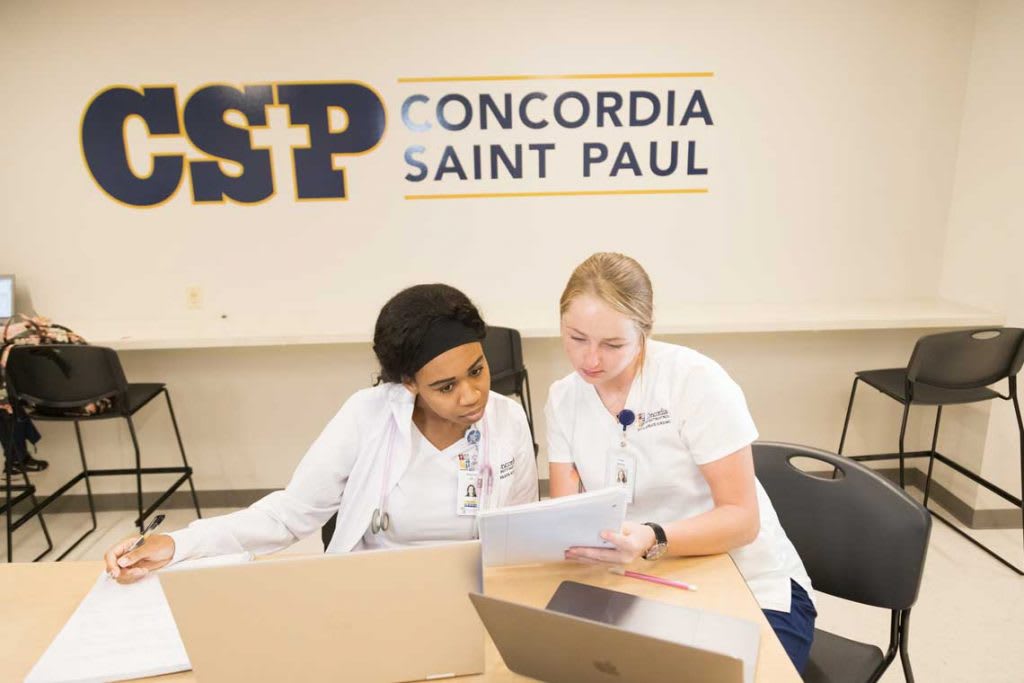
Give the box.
[168,383,538,562]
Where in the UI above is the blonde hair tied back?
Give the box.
[559,252,654,340]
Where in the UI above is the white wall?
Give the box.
[939,0,1024,510]
[23,328,980,497]
[1,0,975,337]
[3,1,1007,515]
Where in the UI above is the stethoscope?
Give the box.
[370,413,492,535]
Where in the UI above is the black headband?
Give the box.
[410,318,485,375]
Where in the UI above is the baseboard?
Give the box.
[23,489,271,515]
[13,474,1020,530]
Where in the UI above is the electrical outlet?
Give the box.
[186,286,203,310]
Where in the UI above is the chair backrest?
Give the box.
[752,442,931,611]
[322,512,337,551]
[4,345,128,413]
[906,327,1024,390]
[481,326,525,397]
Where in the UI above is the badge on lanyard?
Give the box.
[606,409,637,504]
[457,467,481,516]
[457,426,483,516]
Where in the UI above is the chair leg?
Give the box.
[838,377,860,454]
[19,469,55,562]
[163,389,201,520]
[870,610,900,682]
[1012,389,1024,562]
[3,452,54,562]
[520,371,538,457]
[126,415,145,532]
[27,496,54,560]
[898,609,915,683]
[897,403,911,489]
[73,421,99,531]
[5,457,11,563]
[923,406,942,506]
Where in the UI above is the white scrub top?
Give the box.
[355,424,478,550]
[167,385,538,563]
[545,339,812,613]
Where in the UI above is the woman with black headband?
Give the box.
[104,284,538,581]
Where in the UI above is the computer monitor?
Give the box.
[0,274,13,321]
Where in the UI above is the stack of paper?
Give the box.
[25,553,252,683]
[479,487,628,566]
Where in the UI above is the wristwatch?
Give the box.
[642,522,668,560]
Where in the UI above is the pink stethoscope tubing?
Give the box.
[370,413,491,534]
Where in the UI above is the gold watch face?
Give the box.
[644,543,667,560]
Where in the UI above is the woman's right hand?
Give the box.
[104,533,175,584]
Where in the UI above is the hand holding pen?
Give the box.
[125,514,166,553]
[104,514,176,584]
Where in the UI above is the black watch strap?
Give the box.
[643,522,667,546]
[642,522,668,560]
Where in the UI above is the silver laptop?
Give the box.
[160,541,484,683]
[0,274,13,322]
[470,581,760,683]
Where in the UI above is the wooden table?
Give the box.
[2,554,800,682]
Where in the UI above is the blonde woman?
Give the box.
[546,253,816,673]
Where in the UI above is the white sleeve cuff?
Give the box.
[166,528,202,566]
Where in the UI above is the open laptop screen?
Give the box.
[0,275,13,320]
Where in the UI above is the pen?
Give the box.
[126,514,166,554]
[609,566,698,592]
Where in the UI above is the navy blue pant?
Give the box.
[763,579,817,674]
[0,414,41,465]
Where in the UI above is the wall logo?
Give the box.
[81,72,713,206]
[80,83,386,206]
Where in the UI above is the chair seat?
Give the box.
[803,628,884,683]
[122,383,166,414]
[28,383,166,420]
[856,368,1000,405]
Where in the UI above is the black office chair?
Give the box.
[481,325,537,456]
[3,344,202,561]
[837,327,1024,574]
[753,442,931,683]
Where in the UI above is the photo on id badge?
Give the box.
[606,447,637,503]
[457,449,481,515]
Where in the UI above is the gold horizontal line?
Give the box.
[404,188,709,200]
[397,72,714,84]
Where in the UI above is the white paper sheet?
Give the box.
[25,553,252,683]
[478,487,628,566]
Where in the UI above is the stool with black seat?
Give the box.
[3,344,202,561]
[753,442,931,683]
[481,325,537,456]
[837,327,1024,574]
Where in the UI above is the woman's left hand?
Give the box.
[565,520,656,565]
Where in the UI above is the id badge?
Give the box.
[605,445,637,504]
[457,468,481,516]
[457,443,484,516]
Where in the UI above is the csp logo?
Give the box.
[80,83,386,207]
